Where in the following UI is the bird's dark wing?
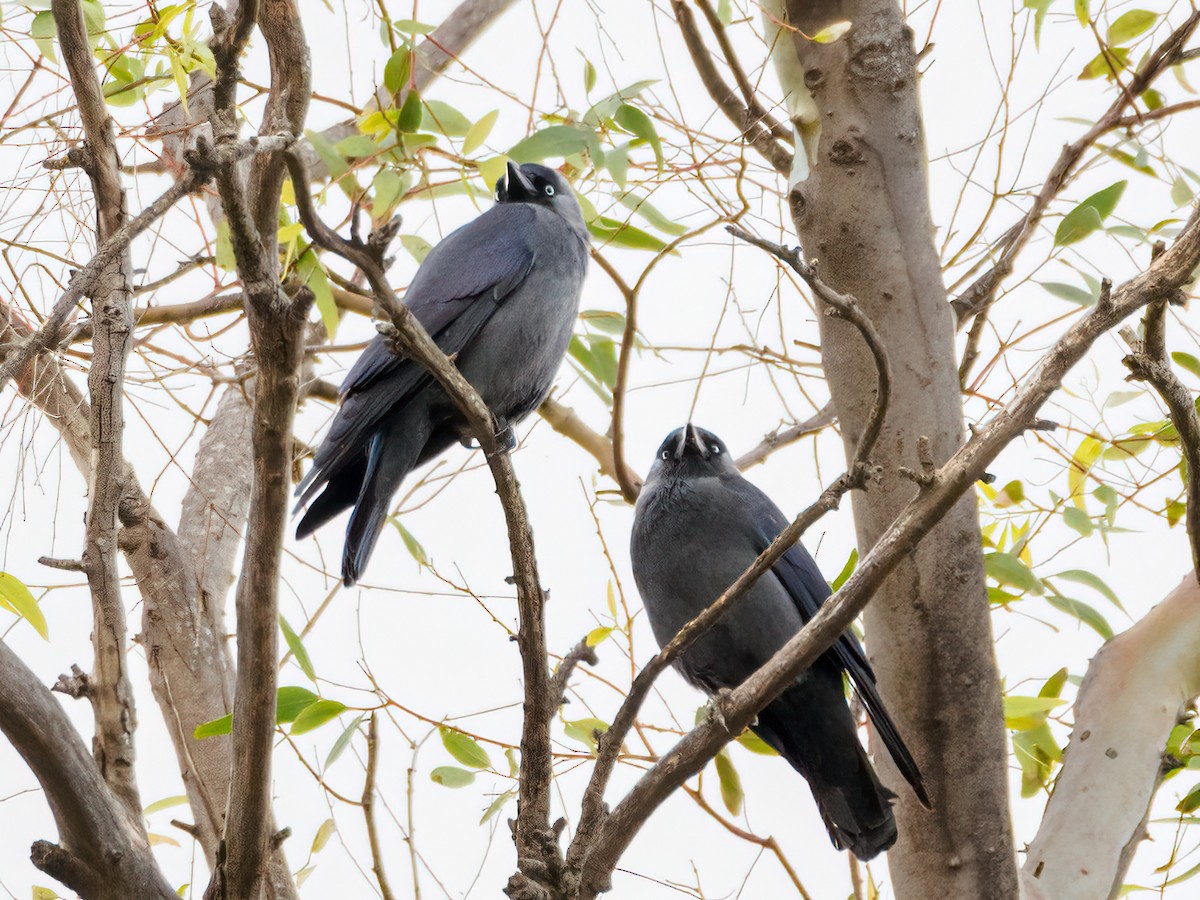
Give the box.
[731,477,932,808]
[339,204,540,399]
[296,205,538,506]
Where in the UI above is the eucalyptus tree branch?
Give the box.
[363,713,396,900]
[1119,263,1200,571]
[565,226,891,888]
[52,0,143,821]
[207,3,313,896]
[0,641,177,900]
[734,402,837,469]
[950,11,1199,327]
[671,0,792,176]
[573,206,1200,898]
[283,148,560,891]
[547,638,600,716]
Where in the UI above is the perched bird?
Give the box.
[297,162,589,586]
[630,424,930,860]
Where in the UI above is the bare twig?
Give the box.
[52,0,144,822]
[734,402,836,469]
[547,637,600,716]
[363,713,396,900]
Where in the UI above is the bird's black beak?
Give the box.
[497,160,536,202]
[675,423,706,460]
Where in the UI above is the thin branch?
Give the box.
[733,402,836,469]
[573,205,1200,897]
[53,0,143,821]
[363,713,396,900]
[672,0,792,176]
[547,637,600,716]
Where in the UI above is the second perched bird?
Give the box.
[297,162,589,586]
[630,425,930,860]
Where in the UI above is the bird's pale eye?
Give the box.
[661,449,670,460]
[544,184,556,196]
[711,444,721,454]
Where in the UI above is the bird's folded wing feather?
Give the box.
[735,479,931,807]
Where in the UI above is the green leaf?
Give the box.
[984,552,1043,595]
[583,79,658,127]
[564,717,609,753]
[994,479,1026,508]
[811,20,852,43]
[389,518,429,565]
[392,18,435,34]
[1055,182,1126,246]
[143,795,189,816]
[440,727,492,769]
[480,789,516,824]
[1178,783,1200,814]
[291,699,347,735]
[1051,569,1124,611]
[717,0,733,25]
[735,729,778,756]
[1039,281,1097,306]
[1078,46,1131,80]
[1173,352,1200,378]
[1172,176,1196,208]
[372,169,405,220]
[215,219,236,272]
[383,48,411,95]
[277,685,320,723]
[568,335,618,391]
[334,135,377,158]
[1107,10,1157,45]
[1074,0,1089,27]
[587,216,670,252]
[297,252,338,340]
[614,104,663,172]
[33,888,59,900]
[714,750,743,816]
[32,11,57,63]
[1004,695,1066,731]
[1063,506,1094,536]
[830,548,858,591]
[305,129,349,180]
[1167,498,1187,527]
[1025,0,1053,47]
[463,109,499,155]
[585,626,614,647]
[1040,667,1070,699]
[279,614,316,682]
[421,100,472,137]
[396,89,423,133]
[325,714,363,769]
[311,818,336,853]
[579,310,626,335]
[0,573,48,639]
[583,55,597,93]
[1068,436,1104,508]
[478,156,509,192]
[194,714,232,738]
[1014,721,1061,796]
[430,766,475,788]
[399,234,432,263]
[1046,595,1113,640]
[509,125,596,163]
[616,191,687,235]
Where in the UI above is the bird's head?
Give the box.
[495,161,587,236]
[646,424,736,482]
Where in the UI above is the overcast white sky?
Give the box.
[1,0,1199,897]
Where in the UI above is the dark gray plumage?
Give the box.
[630,424,930,860]
[296,162,589,586]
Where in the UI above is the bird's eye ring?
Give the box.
[544,184,556,196]
[711,444,721,454]
[661,449,670,460]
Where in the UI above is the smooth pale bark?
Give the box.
[765,2,1018,896]
[1021,571,1200,900]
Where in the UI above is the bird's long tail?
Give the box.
[753,682,898,861]
[340,414,432,587]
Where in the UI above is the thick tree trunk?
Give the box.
[767,2,1018,896]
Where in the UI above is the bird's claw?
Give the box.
[489,419,517,456]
